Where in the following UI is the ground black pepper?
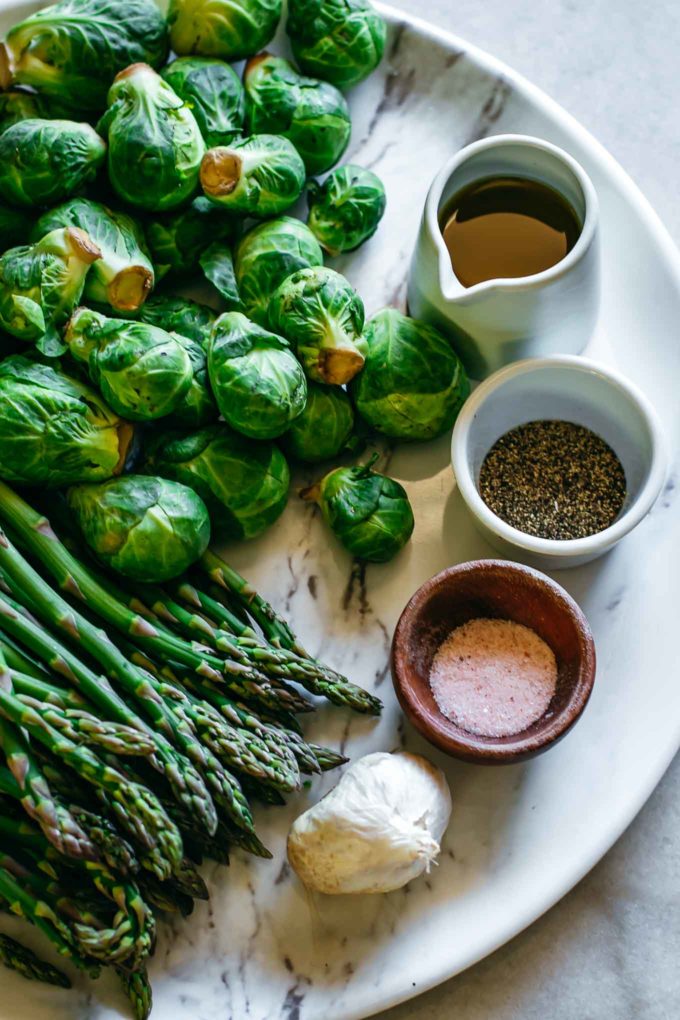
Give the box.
[478,420,627,540]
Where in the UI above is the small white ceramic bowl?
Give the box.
[451,356,668,568]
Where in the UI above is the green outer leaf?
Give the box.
[168,0,282,61]
[307,164,386,255]
[268,266,366,384]
[6,0,169,111]
[0,355,128,487]
[199,242,241,309]
[234,216,323,326]
[201,134,305,217]
[98,64,204,213]
[207,311,307,439]
[0,227,100,352]
[0,933,71,987]
[168,331,219,428]
[67,475,211,582]
[33,199,154,313]
[287,0,387,89]
[64,306,193,421]
[0,90,50,132]
[144,424,290,541]
[161,56,245,147]
[349,308,471,440]
[280,381,354,462]
[0,119,106,208]
[137,294,216,343]
[145,196,239,277]
[317,460,414,562]
[244,53,351,174]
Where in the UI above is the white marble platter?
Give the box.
[0,2,679,1019]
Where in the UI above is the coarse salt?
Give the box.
[429,618,557,738]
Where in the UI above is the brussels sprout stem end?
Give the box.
[244,52,272,79]
[200,148,242,198]
[299,482,321,504]
[108,266,154,312]
[0,44,11,90]
[317,346,365,386]
[66,228,102,266]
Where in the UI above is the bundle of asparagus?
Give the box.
[0,480,380,1018]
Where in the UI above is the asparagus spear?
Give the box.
[198,555,383,714]
[0,849,152,968]
[0,933,71,987]
[0,683,180,879]
[200,551,302,652]
[0,865,98,974]
[68,807,139,877]
[16,696,155,758]
[0,487,309,716]
[0,544,221,837]
[152,674,301,792]
[0,810,155,968]
[0,586,216,838]
[177,578,365,693]
[138,874,194,916]
[159,581,379,714]
[0,635,49,680]
[308,744,350,771]
[0,658,97,861]
[171,855,209,900]
[116,635,306,789]
[117,965,153,1020]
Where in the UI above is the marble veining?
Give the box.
[0,7,679,1020]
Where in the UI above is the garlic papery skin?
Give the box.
[287,751,452,895]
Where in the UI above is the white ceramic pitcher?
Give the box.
[407,135,600,379]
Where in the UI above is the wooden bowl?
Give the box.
[390,560,596,764]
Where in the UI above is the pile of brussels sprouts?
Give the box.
[0,0,470,572]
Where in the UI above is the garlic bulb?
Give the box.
[287,751,452,894]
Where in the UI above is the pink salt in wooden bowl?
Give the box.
[390,560,596,765]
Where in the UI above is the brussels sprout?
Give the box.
[0,119,106,208]
[244,53,351,174]
[234,216,323,326]
[4,0,169,112]
[201,134,305,217]
[33,199,154,313]
[307,165,386,256]
[145,196,238,279]
[97,64,204,213]
[145,424,290,540]
[64,306,193,421]
[269,266,366,385]
[0,204,33,251]
[134,294,218,427]
[350,309,470,441]
[170,333,219,428]
[207,312,306,440]
[0,354,132,487]
[281,382,355,463]
[137,293,216,343]
[67,475,211,582]
[161,57,245,147]
[0,227,100,355]
[199,242,241,309]
[0,90,49,132]
[286,0,387,89]
[302,455,414,562]
[167,0,282,61]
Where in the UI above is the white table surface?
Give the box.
[377,2,680,1018]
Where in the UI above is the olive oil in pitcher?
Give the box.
[440,176,581,288]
